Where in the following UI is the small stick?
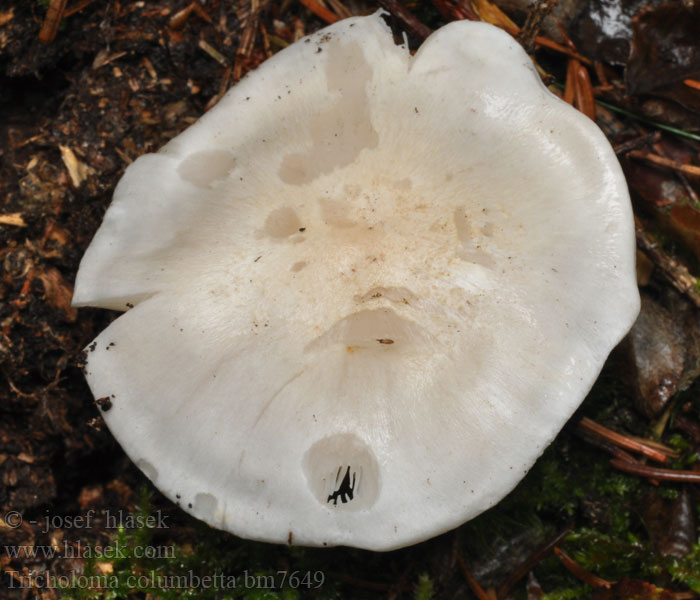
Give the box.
[326,0,352,19]
[387,560,416,600]
[204,66,232,111]
[39,0,68,43]
[456,552,493,600]
[518,0,559,54]
[0,213,26,227]
[378,0,433,41]
[260,22,272,58]
[613,132,660,155]
[610,459,700,483]
[573,60,595,120]
[0,9,14,27]
[611,450,660,485]
[497,526,571,599]
[292,17,305,41]
[553,547,613,588]
[64,0,100,17]
[431,0,479,21]
[626,434,678,458]
[578,417,669,463]
[628,150,700,178]
[533,35,592,64]
[593,61,610,89]
[611,446,642,464]
[234,0,261,80]
[170,2,197,28]
[635,224,700,308]
[651,141,700,207]
[298,0,338,24]
[472,0,592,64]
[563,58,575,105]
[552,15,593,116]
[199,40,229,66]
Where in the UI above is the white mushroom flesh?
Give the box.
[73,13,640,551]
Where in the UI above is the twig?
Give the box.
[553,547,613,588]
[378,0,433,41]
[298,0,338,24]
[234,0,266,80]
[610,446,642,464]
[64,0,100,17]
[610,459,700,483]
[635,224,700,308]
[628,150,700,179]
[564,59,595,119]
[204,66,232,111]
[651,396,677,443]
[613,132,661,155]
[578,417,670,463]
[199,40,229,66]
[596,99,700,143]
[292,17,305,41]
[593,61,610,89]
[431,0,479,21]
[456,552,493,600]
[259,22,272,58]
[574,60,595,119]
[39,0,68,43]
[474,0,593,64]
[169,2,213,29]
[497,527,572,599]
[604,449,661,485]
[387,560,416,600]
[626,434,678,458]
[563,57,575,104]
[533,35,592,64]
[0,213,26,227]
[518,0,559,54]
[0,8,14,27]
[326,0,353,19]
[651,141,700,207]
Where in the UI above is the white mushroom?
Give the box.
[73,13,640,551]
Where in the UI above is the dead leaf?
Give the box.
[37,267,78,322]
[0,213,26,227]
[59,145,93,187]
[0,8,14,27]
[627,3,700,114]
[627,291,700,417]
[572,0,647,65]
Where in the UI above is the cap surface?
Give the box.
[74,13,640,550]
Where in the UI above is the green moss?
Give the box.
[448,368,699,598]
[61,370,699,599]
[541,585,592,600]
[667,539,700,593]
[413,573,435,600]
[60,487,339,599]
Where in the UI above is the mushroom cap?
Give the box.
[73,13,640,551]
